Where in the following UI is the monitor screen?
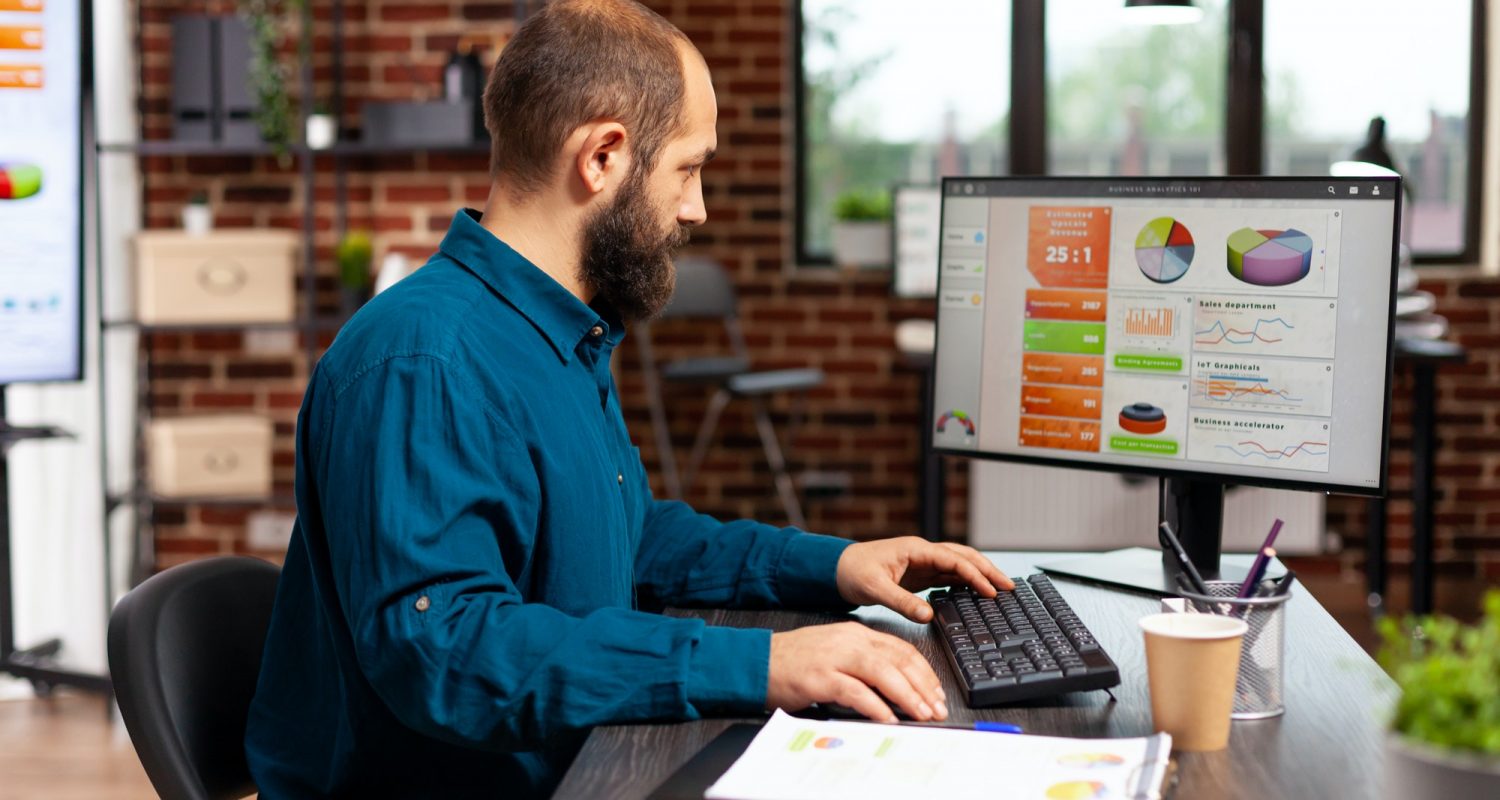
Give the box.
[892,185,942,299]
[932,177,1400,496]
[0,0,84,384]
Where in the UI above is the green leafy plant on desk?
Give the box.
[1377,590,1500,795]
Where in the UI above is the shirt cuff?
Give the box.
[686,625,773,713]
[774,533,856,611]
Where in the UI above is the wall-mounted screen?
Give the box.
[0,0,83,384]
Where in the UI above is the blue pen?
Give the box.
[900,720,1023,734]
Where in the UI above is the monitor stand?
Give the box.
[1036,476,1287,597]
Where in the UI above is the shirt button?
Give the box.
[589,325,604,337]
[415,595,431,612]
[617,473,624,485]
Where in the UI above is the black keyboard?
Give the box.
[930,573,1120,706]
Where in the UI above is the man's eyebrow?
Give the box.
[688,148,716,166]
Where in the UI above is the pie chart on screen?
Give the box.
[0,163,42,200]
[1135,217,1194,283]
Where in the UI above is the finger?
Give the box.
[892,646,946,718]
[923,548,997,597]
[863,660,935,721]
[828,674,898,723]
[942,543,1015,590]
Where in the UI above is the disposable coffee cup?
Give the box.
[1140,612,1248,751]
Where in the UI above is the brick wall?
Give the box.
[135,0,1499,590]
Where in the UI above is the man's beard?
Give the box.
[579,168,691,322]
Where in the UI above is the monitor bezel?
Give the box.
[930,174,1402,499]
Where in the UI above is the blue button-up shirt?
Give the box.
[245,210,853,798]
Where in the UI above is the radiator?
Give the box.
[968,461,1324,554]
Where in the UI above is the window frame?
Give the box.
[791,0,1486,266]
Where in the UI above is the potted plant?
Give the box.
[336,230,374,319]
[830,188,892,268]
[1378,590,1500,797]
[181,190,212,235]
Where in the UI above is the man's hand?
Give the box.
[766,622,946,722]
[836,537,1015,623]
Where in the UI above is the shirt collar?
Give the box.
[438,209,622,363]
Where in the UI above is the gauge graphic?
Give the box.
[1056,753,1127,769]
[936,410,976,436]
[812,736,843,750]
[1046,781,1108,800]
[1135,217,1195,283]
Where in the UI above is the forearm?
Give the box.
[357,580,772,750]
[635,499,854,610]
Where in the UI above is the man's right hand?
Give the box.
[765,622,947,723]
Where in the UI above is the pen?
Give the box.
[895,720,1024,734]
[1263,570,1296,598]
[1159,521,1210,596]
[1238,546,1277,600]
[1237,519,1284,598]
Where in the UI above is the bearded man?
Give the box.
[245,1,1011,796]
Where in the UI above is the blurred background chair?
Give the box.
[636,257,833,529]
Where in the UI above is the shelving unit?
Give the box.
[97,0,521,587]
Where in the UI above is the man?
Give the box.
[245,1,1012,796]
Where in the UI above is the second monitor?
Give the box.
[931,177,1401,592]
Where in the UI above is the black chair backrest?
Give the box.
[659,256,739,320]
[107,556,281,800]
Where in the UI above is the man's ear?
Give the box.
[574,121,630,196]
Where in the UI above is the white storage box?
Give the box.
[133,230,298,323]
[147,415,274,498]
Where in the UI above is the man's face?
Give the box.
[579,47,717,322]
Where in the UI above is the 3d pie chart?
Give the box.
[1135,217,1195,283]
[1119,402,1167,435]
[0,163,42,200]
[1227,227,1314,286]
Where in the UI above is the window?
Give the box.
[1047,0,1227,176]
[796,0,1010,263]
[793,1,1484,265]
[1264,0,1478,258]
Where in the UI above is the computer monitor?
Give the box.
[892,185,942,299]
[931,176,1401,594]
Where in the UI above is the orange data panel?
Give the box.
[0,0,44,12]
[1018,416,1101,453]
[1021,352,1105,387]
[0,26,44,50]
[1019,384,1103,421]
[1026,206,1112,289]
[1025,289,1108,322]
[0,64,41,88]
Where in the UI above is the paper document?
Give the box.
[705,710,1171,800]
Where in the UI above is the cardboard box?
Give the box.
[147,415,273,498]
[134,230,297,324]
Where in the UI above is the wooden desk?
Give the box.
[555,552,1397,800]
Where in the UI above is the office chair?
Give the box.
[638,257,824,528]
[107,556,281,800]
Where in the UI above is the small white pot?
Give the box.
[1384,734,1500,799]
[305,114,337,150]
[831,221,892,268]
[181,203,212,236]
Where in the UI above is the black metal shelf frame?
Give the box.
[95,0,522,590]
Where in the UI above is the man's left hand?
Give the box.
[835,537,1015,624]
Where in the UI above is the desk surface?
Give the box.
[555,552,1396,800]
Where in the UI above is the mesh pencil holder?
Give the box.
[1178,579,1290,720]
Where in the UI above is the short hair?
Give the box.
[483,0,692,192]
